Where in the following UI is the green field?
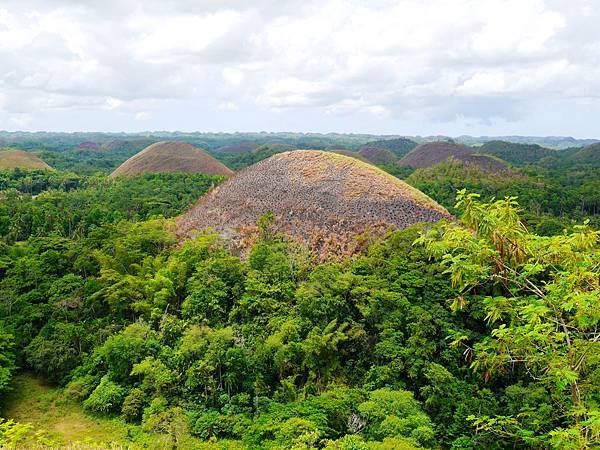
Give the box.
[1,373,144,448]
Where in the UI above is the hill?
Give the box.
[215,141,260,154]
[478,140,555,164]
[358,147,398,165]
[176,150,451,257]
[362,137,418,157]
[217,143,297,170]
[0,149,52,170]
[331,149,372,164]
[566,143,600,166]
[399,141,509,172]
[111,142,234,177]
[456,135,599,149]
[76,141,102,151]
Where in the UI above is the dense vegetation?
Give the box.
[407,160,600,234]
[0,170,223,243]
[477,141,556,165]
[0,136,599,449]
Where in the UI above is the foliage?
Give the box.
[82,376,126,414]
[417,190,600,448]
[0,137,598,449]
[407,160,600,232]
[0,326,16,394]
[0,171,223,242]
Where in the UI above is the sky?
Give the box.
[0,0,599,137]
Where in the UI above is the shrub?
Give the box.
[82,376,125,414]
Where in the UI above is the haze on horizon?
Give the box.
[0,0,599,138]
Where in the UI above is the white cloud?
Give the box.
[218,101,239,111]
[0,0,598,135]
[135,111,150,121]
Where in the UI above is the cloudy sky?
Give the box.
[0,0,599,136]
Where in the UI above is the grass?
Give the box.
[1,373,246,449]
[1,373,145,449]
[0,149,52,170]
[317,150,450,211]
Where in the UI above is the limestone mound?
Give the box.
[176,150,452,258]
[399,141,509,172]
[0,149,52,170]
[111,141,234,177]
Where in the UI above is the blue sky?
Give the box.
[0,0,599,137]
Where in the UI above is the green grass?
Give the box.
[1,373,246,449]
[1,373,146,449]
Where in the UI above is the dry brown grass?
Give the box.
[399,141,509,172]
[111,141,234,177]
[176,150,452,258]
[0,149,52,170]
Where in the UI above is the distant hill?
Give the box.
[215,141,260,154]
[456,135,599,150]
[362,137,418,157]
[399,141,509,172]
[331,150,372,164]
[358,147,398,165]
[478,140,556,164]
[111,142,234,177]
[176,150,451,258]
[0,149,52,170]
[76,141,102,151]
[216,143,298,170]
[566,143,600,166]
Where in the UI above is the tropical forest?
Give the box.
[0,132,598,449]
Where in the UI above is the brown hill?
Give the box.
[399,141,509,172]
[111,142,234,177]
[77,141,102,151]
[359,147,398,165]
[0,149,52,170]
[176,150,452,258]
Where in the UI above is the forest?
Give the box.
[0,134,599,450]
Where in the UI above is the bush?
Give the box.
[64,375,99,401]
[82,376,125,414]
[121,387,146,423]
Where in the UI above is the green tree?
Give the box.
[418,190,600,448]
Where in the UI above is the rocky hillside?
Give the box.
[176,150,451,258]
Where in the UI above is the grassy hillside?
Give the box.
[111,142,234,177]
[1,373,142,448]
[0,149,52,170]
